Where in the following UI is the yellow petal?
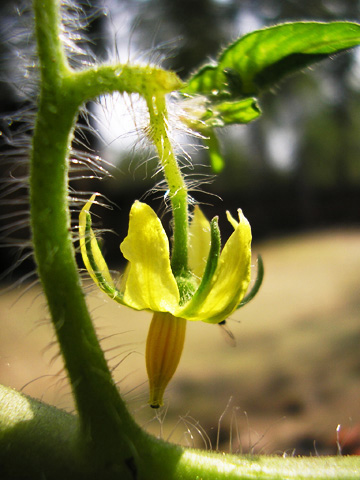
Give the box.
[146,312,186,408]
[179,209,251,323]
[79,194,115,289]
[226,210,239,230]
[188,205,211,278]
[120,201,180,312]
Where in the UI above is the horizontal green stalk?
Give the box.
[1,385,359,480]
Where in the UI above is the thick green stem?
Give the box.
[2,385,359,480]
[33,0,70,80]
[31,0,141,465]
[146,94,189,277]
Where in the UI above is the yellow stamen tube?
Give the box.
[146,312,187,408]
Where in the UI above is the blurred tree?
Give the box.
[1,0,360,277]
[132,0,235,78]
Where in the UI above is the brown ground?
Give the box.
[1,228,360,455]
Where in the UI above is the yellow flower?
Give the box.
[79,195,254,407]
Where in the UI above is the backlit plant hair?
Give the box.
[1,1,360,478]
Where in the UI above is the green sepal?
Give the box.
[180,216,221,315]
[84,212,125,304]
[175,273,198,307]
[237,254,264,309]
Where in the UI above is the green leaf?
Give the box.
[193,97,261,129]
[211,98,261,125]
[184,21,360,97]
[184,65,219,97]
[200,99,261,172]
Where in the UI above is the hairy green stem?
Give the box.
[31,0,141,464]
[146,94,189,277]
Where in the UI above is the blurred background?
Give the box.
[0,0,360,455]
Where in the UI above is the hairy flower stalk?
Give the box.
[145,93,190,278]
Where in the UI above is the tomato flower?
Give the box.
[79,194,257,407]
